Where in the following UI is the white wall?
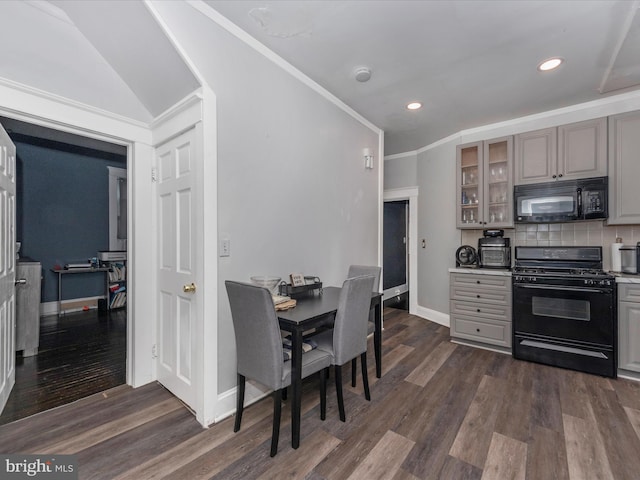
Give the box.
[415,141,459,319]
[384,152,417,190]
[151,2,382,395]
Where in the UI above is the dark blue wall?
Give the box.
[15,140,126,304]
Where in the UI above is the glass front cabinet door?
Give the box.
[456,136,513,229]
[457,142,483,228]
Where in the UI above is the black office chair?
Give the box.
[226,280,332,456]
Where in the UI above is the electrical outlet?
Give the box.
[219,238,230,257]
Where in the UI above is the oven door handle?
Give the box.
[513,283,608,294]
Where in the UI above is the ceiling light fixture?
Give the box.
[354,66,372,82]
[538,57,563,71]
[407,102,422,110]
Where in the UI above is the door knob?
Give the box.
[15,278,27,286]
[183,283,197,293]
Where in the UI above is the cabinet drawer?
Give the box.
[451,273,510,290]
[451,315,512,348]
[619,284,640,303]
[450,299,511,322]
[450,285,511,306]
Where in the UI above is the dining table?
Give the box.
[277,285,383,449]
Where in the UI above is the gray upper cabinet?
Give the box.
[608,110,640,225]
[514,127,557,184]
[514,118,607,185]
[457,136,513,229]
[558,118,607,180]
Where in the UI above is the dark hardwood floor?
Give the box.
[0,308,126,426]
[1,307,640,479]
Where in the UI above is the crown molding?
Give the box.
[390,89,640,158]
[186,0,382,135]
[0,76,151,144]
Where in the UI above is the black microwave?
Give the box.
[514,176,608,223]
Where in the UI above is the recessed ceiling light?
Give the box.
[407,102,422,110]
[538,57,563,71]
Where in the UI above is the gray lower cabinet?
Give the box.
[450,272,512,348]
[16,261,42,357]
[619,283,640,372]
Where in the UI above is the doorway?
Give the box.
[383,200,409,310]
[0,117,128,424]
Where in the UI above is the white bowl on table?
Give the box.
[250,276,281,295]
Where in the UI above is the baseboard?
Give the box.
[414,305,450,327]
[450,338,511,355]
[618,370,640,382]
[41,296,105,316]
[214,381,271,425]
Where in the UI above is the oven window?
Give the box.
[531,296,590,321]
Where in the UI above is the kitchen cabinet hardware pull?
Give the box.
[477,294,480,298]
[477,309,481,312]
[476,328,480,332]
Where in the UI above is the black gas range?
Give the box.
[512,246,617,378]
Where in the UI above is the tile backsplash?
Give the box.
[460,221,640,271]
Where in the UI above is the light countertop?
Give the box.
[449,267,512,276]
[612,273,640,284]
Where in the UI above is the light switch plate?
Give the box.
[219,237,230,257]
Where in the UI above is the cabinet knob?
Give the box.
[476,328,480,332]
[477,294,481,298]
[552,174,557,179]
[558,173,563,178]
[477,308,481,312]
[476,280,480,284]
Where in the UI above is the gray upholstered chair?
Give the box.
[225,280,332,457]
[314,275,375,422]
[347,265,382,385]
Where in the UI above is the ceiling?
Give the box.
[205,0,640,154]
[0,1,639,156]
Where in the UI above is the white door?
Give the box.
[155,128,202,412]
[0,123,16,415]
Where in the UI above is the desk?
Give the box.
[51,267,110,314]
[277,286,382,449]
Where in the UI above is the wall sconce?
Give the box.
[363,147,374,169]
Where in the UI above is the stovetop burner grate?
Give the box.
[512,266,611,278]
[513,246,612,279]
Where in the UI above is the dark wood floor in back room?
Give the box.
[0,308,126,426]
[1,307,640,479]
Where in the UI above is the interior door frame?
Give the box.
[383,187,418,315]
[0,82,152,388]
[383,200,408,296]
